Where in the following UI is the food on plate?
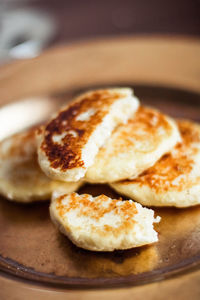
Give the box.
[37,88,139,182]
[2,85,200,253]
[50,192,160,251]
[0,129,82,203]
[86,106,181,183]
[110,120,200,207]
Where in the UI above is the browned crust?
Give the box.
[121,120,200,192]
[40,90,124,171]
[55,193,138,236]
[104,106,172,154]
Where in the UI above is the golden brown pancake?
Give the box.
[37,88,139,182]
[110,120,200,207]
[50,192,160,251]
[85,106,181,183]
[0,129,82,203]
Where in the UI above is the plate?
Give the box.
[0,83,200,289]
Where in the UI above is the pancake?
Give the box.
[37,88,139,182]
[0,129,82,203]
[85,106,181,183]
[50,192,160,252]
[110,120,200,208]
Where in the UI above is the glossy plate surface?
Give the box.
[0,84,200,289]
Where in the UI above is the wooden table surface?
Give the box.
[0,36,200,299]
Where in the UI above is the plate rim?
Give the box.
[0,83,200,290]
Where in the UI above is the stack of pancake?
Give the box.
[1,88,200,251]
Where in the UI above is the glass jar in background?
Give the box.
[0,0,56,64]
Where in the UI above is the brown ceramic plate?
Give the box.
[0,83,200,289]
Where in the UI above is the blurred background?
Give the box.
[0,0,200,64]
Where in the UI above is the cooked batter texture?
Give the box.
[0,129,82,202]
[86,106,181,183]
[111,120,200,207]
[50,192,160,251]
[38,88,139,182]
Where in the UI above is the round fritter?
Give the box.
[50,192,160,251]
[110,120,200,208]
[37,88,139,182]
[0,129,82,203]
[85,106,181,183]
